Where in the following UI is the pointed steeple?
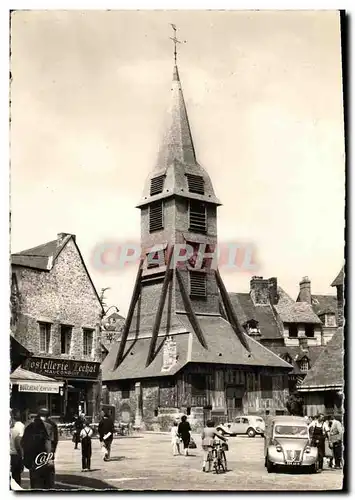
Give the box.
[155,65,196,170]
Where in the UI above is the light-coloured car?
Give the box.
[216,415,265,437]
[264,416,319,473]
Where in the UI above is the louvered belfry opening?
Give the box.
[189,200,207,233]
[150,175,165,196]
[186,173,204,194]
[149,201,163,232]
[189,271,207,298]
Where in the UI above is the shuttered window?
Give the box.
[60,325,72,354]
[39,322,51,353]
[189,200,206,233]
[150,175,165,196]
[149,201,163,232]
[189,271,207,298]
[186,174,204,194]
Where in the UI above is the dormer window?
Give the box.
[186,174,204,195]
[305,324,315,338]
[189,200,207,233]
[150,175,165,196]
[243,319,260,336]
[300,357,309,372]
[284,354,292,364]
[325,314,336,327]
[149,201,164,232]
[288,323,298,338]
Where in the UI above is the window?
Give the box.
[305,324,315,338]
[189,200,207,233]
[186,407,191,416]
[149,201,163,232]
[191,374,206,396]
[60,325,72,354]
[83,329,94,356]
[300,357,309,372]
[288,324,298,338]
[121,382,130,399]
[189,271,207,298]
[39,322,51,353]
[261,375,273,399]
[150,175,165,196]
[325,314,336,327]
[186,174,204,194]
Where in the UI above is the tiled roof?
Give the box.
[270,345,324,375]
[11,236,71,271]
[229,293,284,339]
[311,294,337,316]
[102,313,292,381]
[331,267,344,287]
[275,288,321,324]
[10,367,58,382]
[298,328,344,390]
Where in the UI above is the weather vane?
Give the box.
[170,24,186,65]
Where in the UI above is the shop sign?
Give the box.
[23,357,100,379]
[18,382,60,393]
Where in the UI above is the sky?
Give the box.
[10,10,345,316]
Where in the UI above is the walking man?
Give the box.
[98,410,115,461]
[328,416,343,469]
[21,408,56,490]
[10,409,25,487]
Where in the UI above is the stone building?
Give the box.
[10,232,104,422]
[229,276,324,394]
[101,63,292,430]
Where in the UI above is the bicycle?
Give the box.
[206,442,228,473]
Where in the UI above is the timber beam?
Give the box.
[146,247,174,367]
[113,258,144,370]
[176,268,207,349]
[215,268,251,353]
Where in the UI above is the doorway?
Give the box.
[226,385,244,421]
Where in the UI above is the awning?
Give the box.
[10,367,64,394]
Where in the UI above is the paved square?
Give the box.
[19,433,343,491]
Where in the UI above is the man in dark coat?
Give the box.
[21,408,57,490]
[98,410,115,461]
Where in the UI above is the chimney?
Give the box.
[250,276,278,305]
[250,276,269,305]
[268,277,279,305]
[57,233,76,246]
[299,276,312,304]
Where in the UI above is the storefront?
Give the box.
[10,367,64,423]
[21,356,101,423]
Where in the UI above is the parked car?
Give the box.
[264,416,319,473]
[216,415,265,437]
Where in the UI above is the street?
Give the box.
[19,433,343,491]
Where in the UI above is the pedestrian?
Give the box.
[309,413,326,470]
[10,409,25,487]
[80,419,93,472]
[72,414,84,450]
[201,420,227,472]
[324,416,334,468]
[98,410,115,461]
[178,415,191,456]
[328,416,343,469]
[171,421,181,456]
[21,408,55,490]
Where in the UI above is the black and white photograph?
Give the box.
[8,9,345,491]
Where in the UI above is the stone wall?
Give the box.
[11,238,102,362]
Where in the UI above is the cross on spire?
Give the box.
[169,23,186,65]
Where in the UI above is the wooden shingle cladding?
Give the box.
[149,201,164,232]
[150,175,166,196]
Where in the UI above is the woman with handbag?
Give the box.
[178,415,191,456]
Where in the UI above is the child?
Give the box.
[171,422,181,456]
[201,420,227,472]
[80,420,93,472]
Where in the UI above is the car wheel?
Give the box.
[266,456,274,473]
[260,433,264,438]
[247,427,256,438]
[310,461,319,474]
